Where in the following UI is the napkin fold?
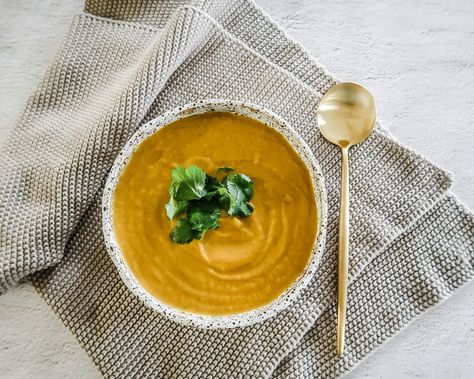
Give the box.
[0,1,473,378]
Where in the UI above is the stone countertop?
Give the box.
[0,1,473,378]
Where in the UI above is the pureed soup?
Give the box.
[113,112,318,315]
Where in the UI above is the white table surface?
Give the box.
[1,1,473,378]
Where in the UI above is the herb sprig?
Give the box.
[165,165,254,243]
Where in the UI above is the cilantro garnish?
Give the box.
[188,199,221,235]
[170,165,207,201]
[216,166,234,175]
[166,165,255,244]
[165,198,188,220]
[170,219,196,244]
[225,174,254,216]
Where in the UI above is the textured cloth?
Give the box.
[0,0,473,378]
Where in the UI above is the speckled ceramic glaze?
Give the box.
[102,100,327,329]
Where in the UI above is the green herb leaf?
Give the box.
[203,174,222,200]
[170,165,207,201]
[228,197,253,216]
[170,219,196,244]
[216,187,230,210]
[225,174,254,216]
[165,198,188,220]
[187,199,220,234]
[216,166,234,175]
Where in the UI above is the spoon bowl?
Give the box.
[318,82,376,148]
[317,82,376,356]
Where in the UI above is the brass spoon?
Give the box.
[316,82,376,356]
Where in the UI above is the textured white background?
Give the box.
[1,1,473,378]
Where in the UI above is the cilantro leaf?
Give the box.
[227,174,253,200]
[228,197,253,216]
[170,165,207,201]
[225,174,254,216]
[216,187,230,210]
[170,219,196,244]
[205,174,221,191]
[203,174,222,200]
[165,198,188,220]
[216,166,234,175]
[187,199,220,234]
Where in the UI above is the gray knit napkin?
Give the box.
[0,1,473,378]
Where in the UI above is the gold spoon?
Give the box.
[316,82,376,356]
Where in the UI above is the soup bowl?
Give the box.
[102,99,327,328]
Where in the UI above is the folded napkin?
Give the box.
[1,0,473,377]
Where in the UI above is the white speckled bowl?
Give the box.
[102,100,327,329]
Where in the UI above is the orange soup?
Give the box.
[113,112,317,315]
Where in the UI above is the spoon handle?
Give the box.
[337,146,350,357]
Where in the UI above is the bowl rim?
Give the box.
[102,99,327,329]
